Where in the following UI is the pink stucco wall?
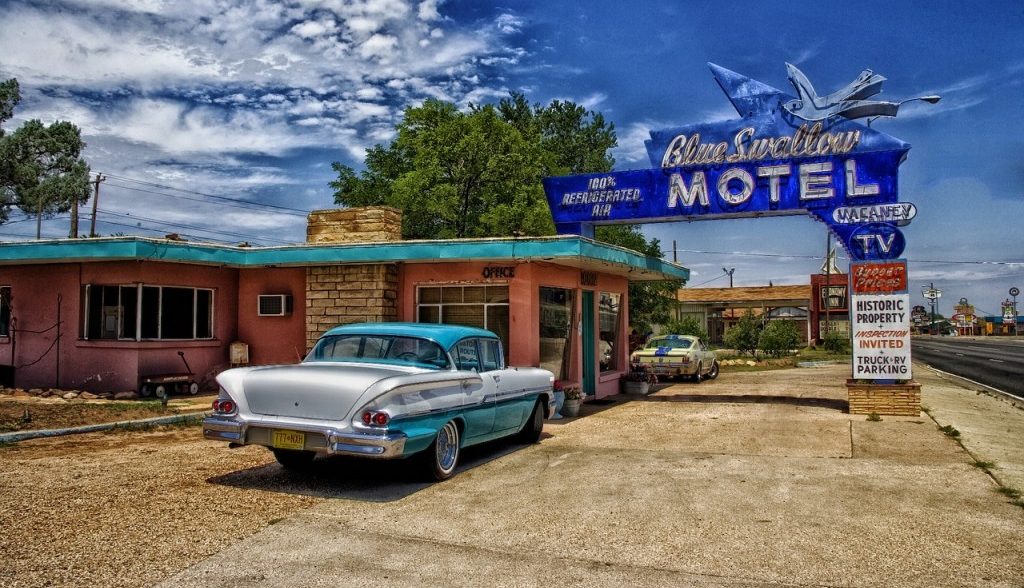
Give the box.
[398,261,630,398]
[237,267,306,365]
[0,261,239,392]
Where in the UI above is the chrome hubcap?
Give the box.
[436,422,459,473]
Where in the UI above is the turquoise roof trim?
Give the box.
[0,235,689,281]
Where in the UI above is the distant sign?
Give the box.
[851,293,911,379]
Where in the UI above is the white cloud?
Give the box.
[291,18,338,39]
[495,13,523,34]
[417,0,441,21]
[358,33,399,61]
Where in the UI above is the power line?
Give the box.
[101,179,308,218]
[96,208,293,245]
[95,171,311,216]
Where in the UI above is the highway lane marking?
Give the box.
[989,358,1005,363]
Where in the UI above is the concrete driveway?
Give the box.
[164,365,1024,587]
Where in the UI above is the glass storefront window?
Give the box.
[417,285,510,358]
[539,287,575,380]
[599,292,621,372]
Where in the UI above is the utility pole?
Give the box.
[672,239,677,263]
[89,174,105,238]
[823,232,831,343]
[722,267,735,288]
[35,196,43,239]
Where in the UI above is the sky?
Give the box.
[1,0,1022,317]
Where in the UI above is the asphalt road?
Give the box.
[912,336,1024,397]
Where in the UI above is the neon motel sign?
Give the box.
[542,63,920,261]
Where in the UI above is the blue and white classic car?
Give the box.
[203,323,556,480]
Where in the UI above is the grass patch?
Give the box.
[866,413,882,422]
[971,460,996,470]
[939,424,961,438]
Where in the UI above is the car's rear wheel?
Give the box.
[706,360,719,380]
[425,420,460,481]
[518,400,544,444]
[692,363,703,383]
[272,448,317,471]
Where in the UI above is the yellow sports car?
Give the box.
[630,334,719,382]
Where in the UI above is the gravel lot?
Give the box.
[0,426,320,588]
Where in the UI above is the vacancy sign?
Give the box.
[850,261,911,380]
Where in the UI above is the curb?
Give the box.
[0,411,210,444]
[916,362,1024,409]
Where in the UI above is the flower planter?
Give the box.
[846,379,921,416]
[622,381,650,395]
[561,398,581,417]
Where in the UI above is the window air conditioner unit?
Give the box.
[258,294,293,316]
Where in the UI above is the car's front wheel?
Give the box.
[706,360,720,380]
[518,400,544,444]
[272,448,316,471]
[425,420,461,481]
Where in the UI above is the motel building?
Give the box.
[0,207,688,399]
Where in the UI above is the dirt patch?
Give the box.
[0,396,214,432]
[0,425,320,587]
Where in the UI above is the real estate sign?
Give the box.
[850,261,911,379]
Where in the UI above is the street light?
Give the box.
[1011,287,1020,337]
[867,95,942,126]
[722,267,735,288]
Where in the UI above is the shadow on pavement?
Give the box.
[636,393,849,412]
[207,432,552,503]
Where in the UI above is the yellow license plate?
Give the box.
[272,429,305,450]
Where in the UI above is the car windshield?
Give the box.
[306,334,451,370]
[647,337,694,350]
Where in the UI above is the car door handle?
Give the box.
[492,375,501,383]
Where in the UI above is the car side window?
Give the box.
[479,338,503,371]
[454,339,480,372]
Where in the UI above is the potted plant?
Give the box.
[622,364,657,395]
[560,384,583,417]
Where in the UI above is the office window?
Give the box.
[417,285,510,356]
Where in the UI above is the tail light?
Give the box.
[361,410,390,427]
[212,399,236,414]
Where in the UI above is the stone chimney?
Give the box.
[306,206,402,244]
[303,206,402,351]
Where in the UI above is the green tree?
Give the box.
[724,309,762,356]
[662,315,708,341]
[331,98,551,239]
[758,320,800,357]
[0,78,91,231]
[497,91,616,176]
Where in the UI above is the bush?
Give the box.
[757,320,800,358]
[661,316,707,341]
[724,309,761,356]
[822,331,850,353]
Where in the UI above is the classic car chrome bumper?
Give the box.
[202,416,407,458]
[636,360,697,375]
